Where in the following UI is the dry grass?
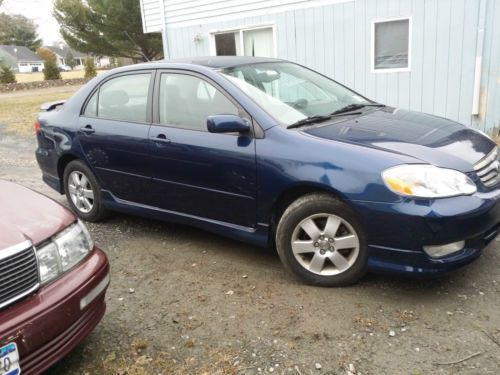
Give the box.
[15,70,106,83]
[83,349,244,375]
[0,88,80,136]
[15,70,87,82]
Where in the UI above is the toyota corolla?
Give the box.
[35,57,499,286]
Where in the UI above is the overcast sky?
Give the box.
[1,0,61,45]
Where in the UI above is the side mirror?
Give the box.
[207,115,251,134]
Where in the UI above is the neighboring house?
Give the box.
[139,0,500,136]
[47,44,113,69]
[0,45,44,73]
[46,44,87,70]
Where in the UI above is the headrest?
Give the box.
[100,90,129,107]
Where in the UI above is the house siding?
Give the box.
[143,0,500,135]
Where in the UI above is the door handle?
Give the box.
[80,124,95,134]
[153,133,171,145]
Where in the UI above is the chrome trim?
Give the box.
[474,148,498,171]
[474,148,499,187]
[0,240,41,310]
[0,240,33,261]
[0,282,40,310]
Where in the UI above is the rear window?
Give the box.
[83,73,151,122]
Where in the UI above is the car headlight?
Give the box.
[382,165,477,198]
[37,220,94,285]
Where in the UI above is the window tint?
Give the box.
[97,73,151,122]
[374,19,410,70]
[84,90,98,117]
[159,74,239,131]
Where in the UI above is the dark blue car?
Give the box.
[35,57,499,286]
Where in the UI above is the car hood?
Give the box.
[0,180,74,250]
[305,108,496,172]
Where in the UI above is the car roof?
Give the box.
[131,56,285,70]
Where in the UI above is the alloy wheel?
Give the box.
[68,171,95,213]
[291,213,360,276]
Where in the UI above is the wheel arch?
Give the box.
[268,183,349,246]
[57,153,80,193]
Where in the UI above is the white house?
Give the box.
[45,44,88,70]
[0,45,44,73]
[139,0,500,136]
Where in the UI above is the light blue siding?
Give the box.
[164,0,500,135]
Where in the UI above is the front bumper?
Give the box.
[0,247,109,374]
[352,189,500,276]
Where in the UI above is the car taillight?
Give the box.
[35,121,41,134]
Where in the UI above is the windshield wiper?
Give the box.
[286,115,332,129]
[330,103,385,116]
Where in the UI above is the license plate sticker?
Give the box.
[0,343,20,375]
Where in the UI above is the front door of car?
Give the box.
[149,71,257,228]
[77,71,154,204]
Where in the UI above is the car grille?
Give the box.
[474,148,499,188]
[0,242,40,309]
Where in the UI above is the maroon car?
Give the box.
[0,180,109,374]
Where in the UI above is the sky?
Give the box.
[1,0,62,45]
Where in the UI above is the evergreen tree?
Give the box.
[39,48,62,80]
[84,56,97,79]
[66,50,77,70]
[0,65,16,84]
[54,0,163,61]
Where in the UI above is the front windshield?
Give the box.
[220,62,371,126]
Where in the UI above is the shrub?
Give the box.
[43,58,62,80]
[84,56,97,79]
[0,65,16,84]
[66,50,76,70]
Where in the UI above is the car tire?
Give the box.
[276,193,368,287]
[63,160,107,222]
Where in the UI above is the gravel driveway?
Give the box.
[1,128,499,374]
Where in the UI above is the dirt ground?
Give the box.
[0,88,499,374]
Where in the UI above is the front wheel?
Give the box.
[276,194,368,286]
[63,160,107,222]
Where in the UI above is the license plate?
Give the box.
[0,343,20,375]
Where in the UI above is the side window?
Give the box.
[159,73,239,131]
[93,73,151,122]
[84,90,98,117]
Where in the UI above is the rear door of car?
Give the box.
[148,70,257,228]
[77,70,155,204]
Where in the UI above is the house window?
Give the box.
[211,26,275,58]
[372,17,411,72]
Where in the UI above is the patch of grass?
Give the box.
[0,89,78,136]
[15,70,105,83]
[16,70,81,82]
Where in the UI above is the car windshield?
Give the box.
[220,62,371,126]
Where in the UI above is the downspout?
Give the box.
[471,0,487,116]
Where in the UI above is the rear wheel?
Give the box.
[63,160,107,222]
[276,193,368,286]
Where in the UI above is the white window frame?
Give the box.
[209,23,277,58]
[371,16,412,73]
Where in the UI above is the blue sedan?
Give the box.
[35,57,499,286]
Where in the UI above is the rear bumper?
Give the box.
[0,247,109,374]
[36,146,63,194]
[352,189,500,276]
